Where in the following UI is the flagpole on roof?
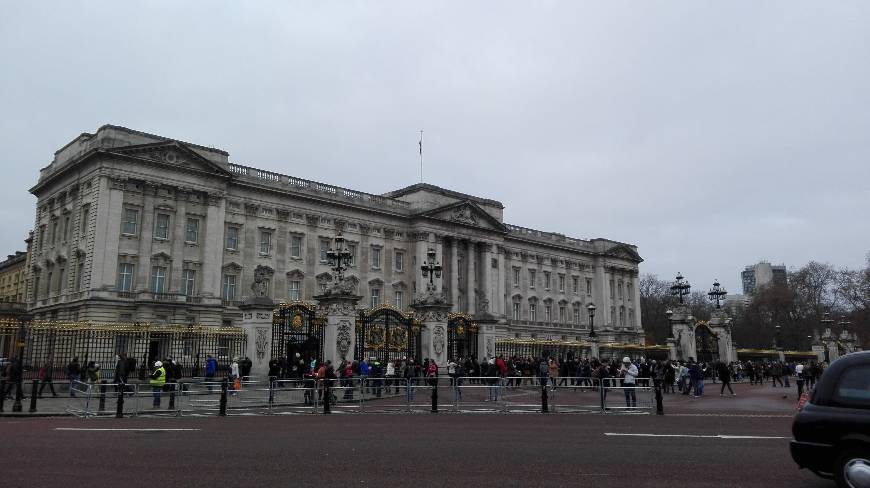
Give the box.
[419,130,423,183]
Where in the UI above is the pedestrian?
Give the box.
[205,354,218,391]
[66,357,81,397]
[404,358,417,402]
[230,357,241,395]
[113,353,129,392]
[149,361,166,408]
[3,358,25,401]
[771,361,783,387]
[795,363,805,399]
[38,360,59,398]
[717,361,735,396]
[620,357,638,408]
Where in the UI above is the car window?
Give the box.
[831,365,870,409]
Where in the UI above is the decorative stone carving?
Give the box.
[319,275,359,298]
[255,327,269,364]
[450,205,477,225]
[322,301,357,317]
[251,265,274,297]
[337,320,352,357]
[475,289,490,314]
[433,325,445,356]
[486,337,494,357]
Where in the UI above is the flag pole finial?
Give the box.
[419,130,424,183]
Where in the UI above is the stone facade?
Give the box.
[25,125,645,343]
[0,251,27,303]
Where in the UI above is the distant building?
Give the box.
[0,251,27,303]
[741,261,787,295]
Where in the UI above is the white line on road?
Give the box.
[604,433,788,440]
[54,428,201,432]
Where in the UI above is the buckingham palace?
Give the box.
[24,125,644,346]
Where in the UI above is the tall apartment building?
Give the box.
[741,261,787,295]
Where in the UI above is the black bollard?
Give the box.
[29,380,39,413]
[116,383,125,418]
[541,381,549,413]
[99,380,107,412]
[654,379,664,415]
[219,379,228,417]
[431,381,438,413]
[168,382,176,410]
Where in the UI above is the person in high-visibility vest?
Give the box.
[150,361,166,408]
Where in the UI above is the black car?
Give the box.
[791,350,870,487]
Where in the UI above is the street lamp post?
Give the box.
[670,273,691,304]
[325,232,353,283]
[707,280,727,309]
[587,303,597,338]
[420,248,442,292]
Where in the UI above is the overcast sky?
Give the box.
[1,1,868,295]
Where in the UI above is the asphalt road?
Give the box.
[0,413,832,488]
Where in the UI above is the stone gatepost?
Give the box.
[239,297,275,380]
[411,301,451,366]
[476,319,499,360]
[589,338,600,360]
[668,306,696,361]
[811,342,826,362]
[708,310,736,363]
[315,290,361,365]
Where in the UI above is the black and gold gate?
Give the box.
[447,312,479,361]
[273,302,324,364]
[355,305,421,364]
[695,322,719,363]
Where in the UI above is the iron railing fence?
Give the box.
[0,320,246,381]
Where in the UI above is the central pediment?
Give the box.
[417,200,507,232]
[109,141,232,177]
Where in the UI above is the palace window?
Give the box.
[38,226,45,251]
[513,267,520,287]
[76,261,85,291]
[394,250,404,272]
[185,218,199,243]
[80,204,90,235]
[117,263,134,292]
[395,290,403,309]
[627,283,633,301]
[150,266,167,293]
[619,307,626,327]
[529,303,537,322]
[347,244,356,266]
[122,209,138,236]
[222,274,237,301]
[559,305,566,323]
[371,247,382,269]
[573,304,581,325]
[618,281,623,300]
[529,269,536,289]
[155,213,170,240]
[63,215,71,241]
[370,288,380,308]
[586,278,592,296]
[545,304,552,322]
[225,226,240,250]
[51,220,58,244]
[572,276,579,294]
[558,274,565,293]
[288,280,301,300]
[628,308,635,325]
[182,269,196,295]
[610,306,616,325]
[259,230,272,255]
[544,271,551,290]
[290,235,302,258]
[512,302,520,321]
[319,240,329,263]
[609,279,615,299]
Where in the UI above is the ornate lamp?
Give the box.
[670,273,691,304]
[420,248,443,291]
[326,232,353,282]
[707,280,727,309]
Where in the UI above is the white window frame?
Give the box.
[122,208,138,236]
[182,269,196,296]
[371,246,382,269]
[371,288,380,308]
[185,218,199,243]
[226,226,240,251]
[394,290,403,309]
[394,250,404,272]
[289,280,301,301]
[512,302,520,321]
[529,303,537,322]
[117,263,134,292]
[150,266,167,294]
[529,269,536,289]
[290,235,302,259]
[154,213,171,240]
[222,274,237,301]
[259,230,272,256]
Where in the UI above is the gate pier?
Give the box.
[316,290,361,365]
[411,299,451,367]
[240,298,275,379]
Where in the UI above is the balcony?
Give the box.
[221,299,242,307]
[116,291,135,299]
[185,295,203,304]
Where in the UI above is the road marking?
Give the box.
[54,428,201,432]
[604,433,788,440]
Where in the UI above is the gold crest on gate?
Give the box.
[291,313,303,329]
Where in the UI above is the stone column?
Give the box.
[238,298,275,379]
[496,247,507,318]
[316,292,361,365]
[479,243,493,317]
[450,238,460,311]
[466,240,476,315]
[413,232,429,298]
[411,301,451,366]
[631,274,642,329]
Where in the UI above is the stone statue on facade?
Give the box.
[243,265,274,307]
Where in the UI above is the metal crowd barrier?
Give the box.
[62,375,656,417]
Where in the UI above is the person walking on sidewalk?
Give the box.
[66,357,81,397]
[149,361,166,408]
[38,360,58,397]
[717,361,735,396]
